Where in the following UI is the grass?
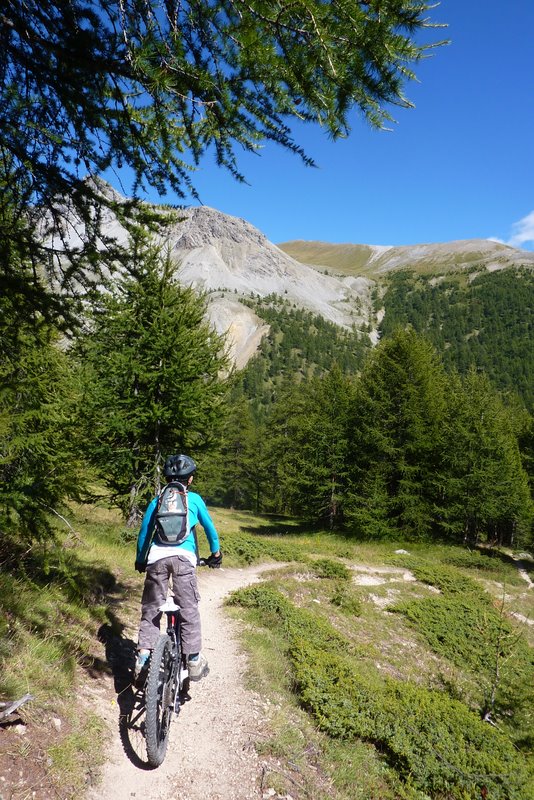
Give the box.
[221,521,534,799]
[48,712,108,794]
[0,500,134,797]
[276,240,516,279]
[234,609,403,800]
[230,576,533,799]
[277,240,376,277]
[1,501,533,799]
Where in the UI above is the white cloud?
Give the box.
[505,210,534,249]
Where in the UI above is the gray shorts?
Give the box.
[137,554,202,655]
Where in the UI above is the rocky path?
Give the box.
[86,565,275,800]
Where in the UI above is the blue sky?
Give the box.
[133,1,534,248]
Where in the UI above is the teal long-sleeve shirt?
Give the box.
[136,489,220,566]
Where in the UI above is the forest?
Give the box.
[2,236,532,552]
[379,268,534,411]
[1,209,533,800]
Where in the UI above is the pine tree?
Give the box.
[75,236,229,523]
[266,365,355,524]
[201,387,271,511]
[346,466,392,539]
[440,369,533,546]
[0,245,82,543]
[1,0,446,322]
[345,329,448,538]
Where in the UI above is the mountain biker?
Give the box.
[133,454,222,683]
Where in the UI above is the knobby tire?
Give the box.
[145,633,177,767]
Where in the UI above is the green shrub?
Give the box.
[390,556,487,597]
[290,640,533,800]
[391,562,534,750]
[311,558,351,581]
[330,585,362,616]
[231,582,534,799]
[228,584,288,615]
[227,583,347,654]
[443,549,512,574]
[392,594,507,674]
[218,530,302,565]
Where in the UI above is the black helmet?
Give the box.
[163,454,197,480]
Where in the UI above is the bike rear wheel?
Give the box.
[145,634,176,766]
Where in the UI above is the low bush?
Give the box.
[311,557,351,581]
[230,583,534,800]
[330,584,362,616]
[292,639,532,800]
[443,549,519,579]
[227,583,347,654]
[391,560,534,750]
[392,593,508,675]
[390,555,486,597]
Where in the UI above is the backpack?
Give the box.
[154,482,189,545]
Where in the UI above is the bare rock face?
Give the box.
[367,239,534,274]
[166,206,373,326]
[41,190,375,367]
[205,297,270,371]
[161,206,374,366]
[52,189,533,370]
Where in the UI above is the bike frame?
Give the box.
[158,596,188,714]
[142,558,217,768]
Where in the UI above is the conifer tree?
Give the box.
[440,369,532,546]
[254,381,306,515]
[266,366,355,524]
[75,236,229,523]
[1,0,445,319]
[345,329,448,538]
[201,387,270,511]
[0,239,82,542]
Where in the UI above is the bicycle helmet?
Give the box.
[163,454,197,480]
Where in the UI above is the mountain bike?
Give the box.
[144,596,190,767]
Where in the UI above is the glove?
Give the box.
[204,551,223,569]
[134,560,146,573]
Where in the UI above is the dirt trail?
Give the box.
[84,554,534,799]
[86,565,275,800]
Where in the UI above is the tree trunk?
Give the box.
[127,482,141,528]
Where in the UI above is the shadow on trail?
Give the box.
[96,621,155,770]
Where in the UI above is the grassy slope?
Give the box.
[277,240,377,277]
[0,503,140,799]
[278,239,534,279]
[219,512,534,799]
[1,504,533,799]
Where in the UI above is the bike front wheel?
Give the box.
[145,634,176,767]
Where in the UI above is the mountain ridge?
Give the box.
[46,187,534,368]
[158,205,376,359]
[165,207,534,364]
[167,206,373,328]
[278,237,534,278]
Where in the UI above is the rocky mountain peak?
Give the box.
[162,206,374,359]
